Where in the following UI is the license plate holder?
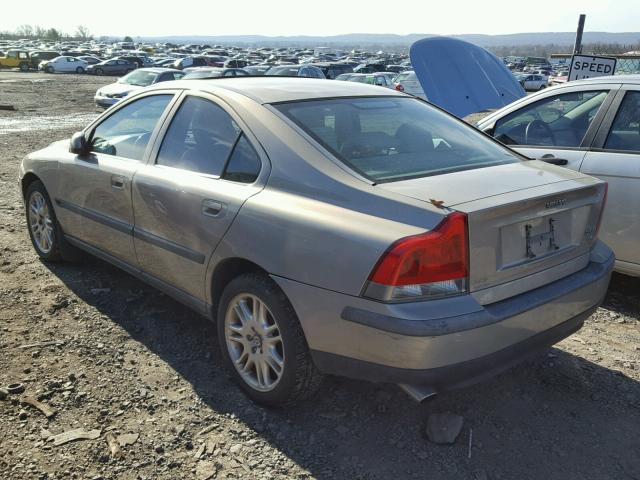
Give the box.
[525,218,560,259]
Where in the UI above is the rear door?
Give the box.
[132,92,267,302]
[580,86,640,272]
[488,84,619,170]
[56,92,176,265]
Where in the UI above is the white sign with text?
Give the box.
[568,55,617,81]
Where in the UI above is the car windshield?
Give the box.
[276,97,520,183]
[183,69,223,79]
[118,70,157,86]
[268,66,299,76]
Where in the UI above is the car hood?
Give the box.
[409,37,525,118]
[376,160,588,207]
[97,83,142,95]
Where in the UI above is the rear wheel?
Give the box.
[217,273,323,406]
[95,67,103,75]
[75,66,85,74]
[25,180,81,262]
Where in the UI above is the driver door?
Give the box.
[487,85,619,171]
[55,92,175,265]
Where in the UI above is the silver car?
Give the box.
[20,78,613,406]
[477,75,640,277]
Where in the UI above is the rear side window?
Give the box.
[156,96,240,176]
[604,91,640,152]
[222,135,261,183]
[276,97,519,183]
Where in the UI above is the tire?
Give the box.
[76,66,85,74]
[46,66,54,74]
[25,180,82,262]
[539,84,546,90]
[19,62,29,72]
[95,68,103,75]
[125,69,133,74]
[217,273,323,407]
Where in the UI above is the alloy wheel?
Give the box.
[28,191,54,254]
[224,294,284,392]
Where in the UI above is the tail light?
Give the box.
[395,83,404,92]
[364,212,469,302]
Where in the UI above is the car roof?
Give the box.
[148,76,405,104]
[559,74,640,86]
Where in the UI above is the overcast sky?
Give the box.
[3,0,636,37]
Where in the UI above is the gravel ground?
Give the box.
[1,71,640,480]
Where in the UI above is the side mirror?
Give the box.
[69,131,89,155]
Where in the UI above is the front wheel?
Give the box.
[95,67,103,75]
[217,273,323,406]
[125,69,133,74]
[539,84,547,90]
[25,180,81,262]
[46,66,54,74]
[19,63,29,72]
[76,66,85,74]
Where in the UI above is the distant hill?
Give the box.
[136,32,640,47]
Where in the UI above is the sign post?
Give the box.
[568,55,617,82]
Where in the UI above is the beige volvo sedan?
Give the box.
[20,77,613,405]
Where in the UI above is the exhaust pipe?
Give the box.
[398,383,437,403]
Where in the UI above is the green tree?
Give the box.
[45,28,61,41]
[123,36,133,43]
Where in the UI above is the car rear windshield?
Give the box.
[275,97,520,182]
[268,66,300,76]
[183,69,223,79]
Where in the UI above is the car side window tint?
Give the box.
[91,95,172,160]
[222,134,261,183]
[604,91,640,152]
[493,90,608,147]
[156,96,241,176]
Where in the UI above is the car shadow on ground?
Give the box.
[44,258,640,480]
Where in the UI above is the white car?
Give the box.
[94,68,185,108]
[516,73,548,91]
[477,75,640,276]
[40,56,88,74]
[392,71,426,100]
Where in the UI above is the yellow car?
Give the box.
[0,50,31,71]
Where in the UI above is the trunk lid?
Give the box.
[379,161,607,302]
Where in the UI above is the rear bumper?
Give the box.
[273,241,614,389]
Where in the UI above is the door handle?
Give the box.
[539,155,569,166]
[111,175,125,189]
[202,199,225,217]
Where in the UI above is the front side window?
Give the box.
[276,97,519,183]
[604,91,640,152]
[90,94,172,160]
[156,96,240,176]
[493,90,608,147]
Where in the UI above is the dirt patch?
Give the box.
[1,71,639,480]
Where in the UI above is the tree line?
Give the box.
[0,24,94,41]
[488,42,640,57]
